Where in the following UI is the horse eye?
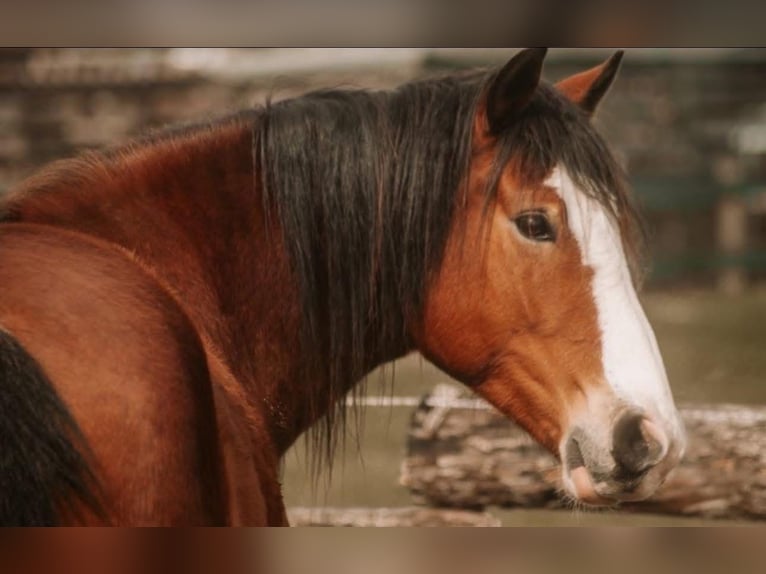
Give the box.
[514,212,555,242]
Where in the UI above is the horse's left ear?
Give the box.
[555,50,624,116]
[482,47,548,135]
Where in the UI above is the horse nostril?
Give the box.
[611,412,667,476]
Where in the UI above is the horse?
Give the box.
[0,48,685,525]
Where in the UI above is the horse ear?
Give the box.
[483,48,547,135]
[555,50,624,116]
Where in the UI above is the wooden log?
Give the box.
[400,384,766,521]
[287,506,501,527]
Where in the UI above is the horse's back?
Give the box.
[0,222,248,524]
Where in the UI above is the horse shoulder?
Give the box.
[0,223,245,524]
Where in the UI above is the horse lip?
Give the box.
[567,467,615,506]
[561,436,617,506]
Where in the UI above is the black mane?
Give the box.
[255,68,644,467]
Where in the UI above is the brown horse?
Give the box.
[0,48,685,525]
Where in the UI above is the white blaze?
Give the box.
[545,167,680,433]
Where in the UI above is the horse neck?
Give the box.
[9,117,412,453]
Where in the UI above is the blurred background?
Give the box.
[1,48,763,525]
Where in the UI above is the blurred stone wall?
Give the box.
[0,48,421,193]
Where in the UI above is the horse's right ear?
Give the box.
[481,48,547,136]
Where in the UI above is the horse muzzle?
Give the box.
[560,406,685,506]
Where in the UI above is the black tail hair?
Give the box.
[0,328,103,525]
